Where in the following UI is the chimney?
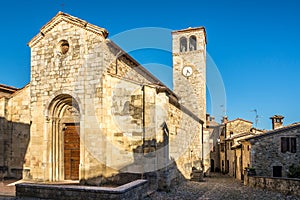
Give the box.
[206,114,210,127]
[222,116,228,124]
[270,115,284,130]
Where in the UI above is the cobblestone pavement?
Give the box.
[146,173,300,200]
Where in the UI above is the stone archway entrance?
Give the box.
[48,94,80,181]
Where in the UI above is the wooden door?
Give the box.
[64,124,80,180]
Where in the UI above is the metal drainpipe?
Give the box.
[201,123,204,171]
[141,85,146,179]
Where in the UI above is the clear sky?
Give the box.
[0,0,299,130]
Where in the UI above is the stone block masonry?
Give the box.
[245,176,300,197]
[16,179,148,200]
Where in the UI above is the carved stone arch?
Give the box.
[47,93,81,181]
[45,91,83,118]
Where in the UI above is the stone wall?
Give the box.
[225,119,252,137]
[16,179,148,200]
[245,176,300,197]
[168,103,202,180]
[0,85,30,178]
[242,141,251,173]
[248,127,300,177]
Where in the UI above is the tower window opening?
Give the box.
[189,35,197,51]
[180,37,187,52]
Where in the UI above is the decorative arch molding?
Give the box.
[44,91,83,119]
[46,93,82,181]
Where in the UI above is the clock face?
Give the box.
[182,66,193,77]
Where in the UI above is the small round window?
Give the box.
[59,40,69,54]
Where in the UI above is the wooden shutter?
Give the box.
[281,137,287,153]
[291,138,297,153]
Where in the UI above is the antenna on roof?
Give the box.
[251,109,262,127]
[220,104,226,116]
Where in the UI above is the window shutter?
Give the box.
[291,138,297,153]
[281,137,287,153]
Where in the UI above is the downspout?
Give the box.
[224,124,227,173]
[201,123,204,171]
[141,85,146,179]
[240,143,243,179]
[9,106,13,176]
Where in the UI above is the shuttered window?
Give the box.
[281,137,297,153]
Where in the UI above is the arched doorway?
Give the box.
[48,94,80,181]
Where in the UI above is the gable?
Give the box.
[28,12,108,48]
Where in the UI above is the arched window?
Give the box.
[180,37,187,52]
[189,35,197,51]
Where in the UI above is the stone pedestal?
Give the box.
[190,169,204,182]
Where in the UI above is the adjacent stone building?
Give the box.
[241,116,300,178]
[206,114,223,173]
[0,12,207,190]
[0,84,30,179]
[218,117,254,174]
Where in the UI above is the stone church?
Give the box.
[0,12,207,189]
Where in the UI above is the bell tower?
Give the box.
[172,27,207,123]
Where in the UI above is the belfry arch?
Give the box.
[47,94,81,181]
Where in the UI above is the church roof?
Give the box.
[28,12,109,47]
[0,84,19,98]
[0,84,18,93]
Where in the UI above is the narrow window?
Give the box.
[291,138,297,153]
[189,35,197,51]
[180,37,187,52]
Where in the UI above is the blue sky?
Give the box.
[0,0,299,129]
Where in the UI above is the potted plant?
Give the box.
[245,167,256,176]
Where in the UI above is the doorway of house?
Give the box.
[210,159,215,172]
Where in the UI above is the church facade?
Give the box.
[0,12,207,189]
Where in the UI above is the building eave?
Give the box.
[242,123,300,141]
[226,118,253,125]
[172,26,207,44]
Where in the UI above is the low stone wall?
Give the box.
[16,179,148,200]
[245,176,300,196]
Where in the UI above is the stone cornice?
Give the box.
[172,26,207,44]
[28,12,109,48]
